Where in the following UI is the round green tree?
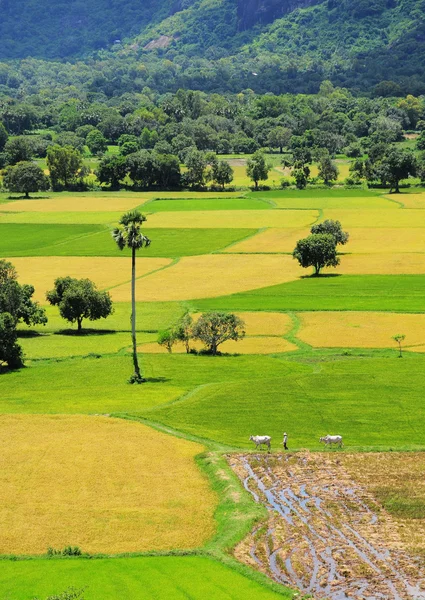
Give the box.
[293,233,340,276]
[4,161,49,198]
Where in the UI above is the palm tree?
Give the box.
[112,210,151,383]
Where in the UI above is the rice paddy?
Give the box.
[0,196,147,213]
[10,256,172,302]
[5,186,425,598]
[223,227,309,253]
[342,228,425,253]
[297,311,425,348]
[110,254,303,301]
[322,208,425,227]
[0,415,216,555]
[329,253,425,275]
[0,556,289,600]
[144,209,319,229]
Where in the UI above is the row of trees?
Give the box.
[158,312,246,356]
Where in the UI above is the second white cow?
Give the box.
[249,435,271,452]
[319,434,343,448]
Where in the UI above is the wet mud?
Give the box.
[230,453,425,600]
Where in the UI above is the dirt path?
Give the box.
[230,453,425,600]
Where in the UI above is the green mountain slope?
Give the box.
[0,0,424,93]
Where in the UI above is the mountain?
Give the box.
[0,0,424,94]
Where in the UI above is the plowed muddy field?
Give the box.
[230,453,425,600]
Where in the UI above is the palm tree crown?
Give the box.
[112,210,151,250]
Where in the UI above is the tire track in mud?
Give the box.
[230,453,425,600]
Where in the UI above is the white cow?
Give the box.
[250,435,271,452]
[319,434,343,448]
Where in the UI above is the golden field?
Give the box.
[385,194,425,209]
[322,209,425,228]
[10,256,172,302]
[271,197,398,210]
[223,228,309,253]
[326,253,425,275]
[111,254,303,301]
[0,415,216,555]
[0,196,147,213]
[343,228,425,253]
[297,311,425,348]
[140,336,297,354]
[192,311,293,336]
[143,209,318,229]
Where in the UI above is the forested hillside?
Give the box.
[0,0,424,94]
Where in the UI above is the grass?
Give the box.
[110,254,302,302]
[192,275,425,313]
[297,311,425,349]
[0,555,290,599]
[19,331,157,360]
[0,415,215,555]
[139,352,425,450]
[144,209,319,229]
[0,354,304,415]
[28,228,257,258]
[0,224,104,255]
[144,197,272,211]
[19,302,186,334]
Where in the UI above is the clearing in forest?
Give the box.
[0,415,216,555]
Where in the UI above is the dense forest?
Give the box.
[0,0,424,94]
[1,83,424,194]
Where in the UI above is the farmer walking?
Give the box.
[283,432,288,450]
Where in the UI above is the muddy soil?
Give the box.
[230,453,425,600]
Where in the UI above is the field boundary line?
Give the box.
[105,257,179,292]
[217,228,264,253]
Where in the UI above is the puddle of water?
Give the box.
[234,454,425,600]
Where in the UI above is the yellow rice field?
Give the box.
[141,336,297,354]
[10,256,172,302]
[271,197,398,210]
[0,211,126,225]
[321,209,425,228]
[297,311,425,348]
[0,196,148,213]
[223,228,309,253]
[327,253,425,275]
[343,228,425,253]
[143,209,319,229]
[0,415,216,555]
[385,194,425,209]
[111,254,303,301]
[192,311,293,336]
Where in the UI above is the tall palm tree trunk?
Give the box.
[131,247,142,381]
